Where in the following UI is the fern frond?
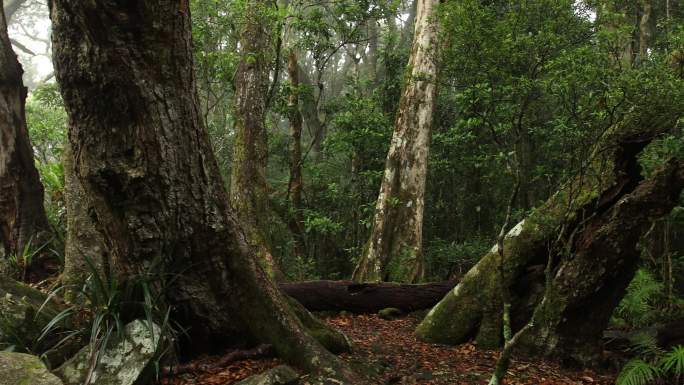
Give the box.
[660,345,684,377]
[616,270,665,327]
[616,359,661,385]
[629,331,665,358]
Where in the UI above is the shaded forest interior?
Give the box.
[1,0,684,384]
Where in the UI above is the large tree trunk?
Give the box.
[49,2,356,381]
[0,3,51,261]
[230,0,281,277]
[353,0,439,283]
[61,142,106,302]
[520,158,684,363]
[280,280,456,313]
[416,108,684,364]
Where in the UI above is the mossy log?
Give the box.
[416,108,684,364]
[280,280,456,313]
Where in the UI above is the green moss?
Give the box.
[286,297,351,354]
[378,307,404,320]
[0,352,62,385]
[475,309,503,349]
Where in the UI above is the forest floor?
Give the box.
[159,313,617,385]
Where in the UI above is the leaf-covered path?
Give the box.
[327,313,615,384]
[160,313,616,384]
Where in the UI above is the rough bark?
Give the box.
[353,0,439,283]
[280,280,456,313]
[49,2,357,381]
[0,2,51,261]
[416,106,683,364]
[61,142,106,302]
[230,0,280,277]
[519,158,684,363]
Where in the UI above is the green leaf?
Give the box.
[616,359,661,385]
[660,345,684,377]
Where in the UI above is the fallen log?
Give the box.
[278,280,457,313]
[658,317,684,349]
[603,317,684,352]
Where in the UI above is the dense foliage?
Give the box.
[5,0,684,381]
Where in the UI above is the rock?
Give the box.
[54,319,160,385]
[378,307,404,320]
[235,365,299,385]
[0,351,63,385]
[0,275,64,349]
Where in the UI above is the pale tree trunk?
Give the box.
[416,108,684,364]
[297,62,324,154]
[638,0,653,61]
[353,0,439,283]
[230,0,281,278]
[364,20,378,87]
[597,1,637,67]
[50,2,356,380]
[287,49,305,258]
[0,2,51,261]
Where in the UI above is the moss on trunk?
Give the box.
[230,0,282,279]
[416,106,684,362]
[519,158,684,363]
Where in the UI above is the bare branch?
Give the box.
[9,37,34,55]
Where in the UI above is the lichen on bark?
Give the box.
[353,0,440,283]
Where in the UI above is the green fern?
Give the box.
[617,345,684,385]
[628,332,665,358]
[616,359,661,385]
[616,270,665,328]
[660,345,684,378]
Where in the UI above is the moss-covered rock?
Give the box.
[54,319,160,385]
[0,275,64,350]
[0,352,63,385]
[378,308,404,320]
